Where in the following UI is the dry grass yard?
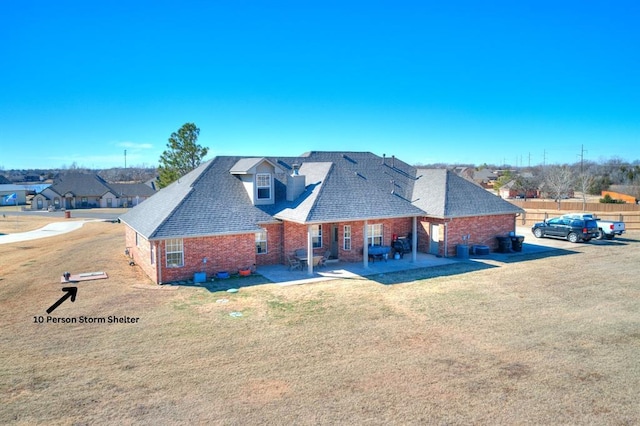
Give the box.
[1,216,639,424]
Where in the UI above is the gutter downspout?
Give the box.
[444,220,449,258]
[156,241,162,284]
[307,224,314,275]
[412,216,417,262]
[363,220,369,268]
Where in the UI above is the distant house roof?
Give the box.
[42,172,156,199]
[120,152,523,240]
[109,183,156,198]
[0,184,34,192]
[472,168,498,182]
[48,173,114,197]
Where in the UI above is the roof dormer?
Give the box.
[230,158,283,205]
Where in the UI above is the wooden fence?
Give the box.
[508,200,640,230]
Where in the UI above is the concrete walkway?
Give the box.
[0,220,93,244]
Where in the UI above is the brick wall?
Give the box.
[126,225,262,284]
[127,214,517,282]
[125,226,158,283]
[417,214,516,257]
[159,234,257,283]
[284,218,414,263]
[256,223,283,266]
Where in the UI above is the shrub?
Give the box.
[599,194,626,204]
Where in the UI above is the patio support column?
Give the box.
[363,220,369,268]
[412,216,417,262]
[306,224,314,275]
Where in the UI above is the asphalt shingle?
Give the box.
[121,152,523,240]
[413,169,523,218]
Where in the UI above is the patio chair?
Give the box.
[317,251,331,268]
[287,255,302,271]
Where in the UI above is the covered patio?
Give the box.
[257,251,458,285]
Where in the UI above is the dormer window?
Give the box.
[230,157,282,206]
[256,173,271,200]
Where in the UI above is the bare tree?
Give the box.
[575,171,595,211]
[543,165,574,209]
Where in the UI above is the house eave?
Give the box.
[274,212,425,225]
[422,210,524,220]
[147,228,265,241]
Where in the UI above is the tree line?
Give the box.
[491,161,640,209]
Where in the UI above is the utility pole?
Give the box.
[578,144,587,172]
[124,150,127,169]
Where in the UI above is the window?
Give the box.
[367,224,383,246]
[166,238,184,268]
[150,243,155,265]
[256,173,271,200]
[256,229,267,254]
[135,232,140,247]
[312,225,322,248]
[343,225,351,250]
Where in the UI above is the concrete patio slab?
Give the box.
[257,252,458,285]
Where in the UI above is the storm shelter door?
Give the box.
[429,223,440,255]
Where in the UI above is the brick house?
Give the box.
[32,172,156,210]
[119,152,523,284]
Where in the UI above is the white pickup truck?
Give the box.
[561,213,626,240]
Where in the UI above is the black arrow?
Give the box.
[46,287,78,314]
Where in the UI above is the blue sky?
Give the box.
[1,1,639,170]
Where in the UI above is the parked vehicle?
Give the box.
[561,213,626,240]
[531,217,599,243]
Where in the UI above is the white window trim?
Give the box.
[166,238,184,268]
[312,224,322,248]
[343,225,351,250]
[256,173,271,200]
[256,229,268,254]
[367,223,383,246]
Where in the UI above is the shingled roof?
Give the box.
[120,152,523,239]
[49,172,114,197]
[412,168,523,218]
[109,182,156,198]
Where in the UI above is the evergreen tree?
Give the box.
[158,123,208,188]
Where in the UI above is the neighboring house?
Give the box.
[31,172,156,210]
[471,168,498,189]
[120,151,523,284]
[498,179,539,199]
[0,184,29,206]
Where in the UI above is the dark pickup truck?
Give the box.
[531,217,599,243]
